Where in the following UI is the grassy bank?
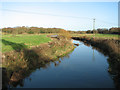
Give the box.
[2,34,75,69]
[2,35,75,89]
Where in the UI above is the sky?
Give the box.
[0,1,118,31]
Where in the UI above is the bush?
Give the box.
[59,29,71,39]
[28,31,34,34]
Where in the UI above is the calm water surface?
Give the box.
[17,40,114,88]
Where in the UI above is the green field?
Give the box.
[72,34,119,40]
[1,34,119,53]
[2,34,51,53]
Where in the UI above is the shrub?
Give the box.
[28,31,34,34]
[59,29,71,39]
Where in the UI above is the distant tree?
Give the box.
[109,27,120,34]
[86,30,91,34]
[91,30,98,34]
[3,26,119,35]
[28,29,34,34]
[97,28,109,34]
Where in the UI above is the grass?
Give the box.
[71,34,119,40]
[2,34,119,53]
[2,34,51,52]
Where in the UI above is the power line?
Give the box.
[1,9,118,26]
[1,9,92,20]
[96,19,118,25]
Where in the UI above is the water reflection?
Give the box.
[53,53,72,67]
[2,50,72,89]
[107,57,120,89]
[81,41,120,90]
[54,60,61,67]
[92,49,95,61]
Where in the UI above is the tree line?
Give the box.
[68,27,120,34]
[1,26,119,35]
[2,26,63,35]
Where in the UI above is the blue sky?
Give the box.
[0,2,118,31]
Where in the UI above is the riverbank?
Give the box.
[72,36,120,61]
[72,36,120,89]
[2,35,75,89]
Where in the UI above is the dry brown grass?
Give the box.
[59,29,71,39]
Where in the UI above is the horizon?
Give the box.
[0,26,118,31]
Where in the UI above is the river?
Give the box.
[9,40,115,88]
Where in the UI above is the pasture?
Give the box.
[2,34,51,52]
[71,34,119,40]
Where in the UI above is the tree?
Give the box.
[109,27,120,34]
[86,30,91,34]
[91,30,98,34]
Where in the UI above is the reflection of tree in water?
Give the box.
[83,42,91,47]
[92,48,95,61]
[2,60,53,89]
[2,68,9,89]
[41,62,51,70]
[10,79,24,88]
[53,52,72,67]
[40,50,72,67]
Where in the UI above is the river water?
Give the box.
[16,40,115,88]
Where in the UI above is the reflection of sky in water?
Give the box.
[17,40,114,88]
